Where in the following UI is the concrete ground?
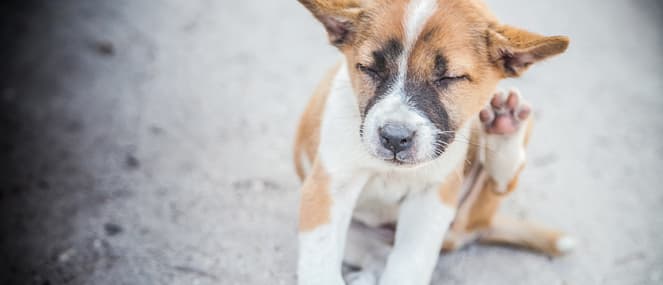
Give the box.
[0,0,661,284]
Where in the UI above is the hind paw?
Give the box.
[479,89,531,135]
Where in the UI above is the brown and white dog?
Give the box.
[293,0,572,284]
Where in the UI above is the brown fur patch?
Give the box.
[487,25,569,77]
[347,0,407,113]
[299,161,332,232]
[523,116,534,147]
[407,2,501,129]
[479,215,568,256]
[438,164,465,206]
[464,176,502,229]
[353,0,503,130]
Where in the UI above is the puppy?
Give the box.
[293,0,572,284]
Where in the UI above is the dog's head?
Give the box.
[300,0,568,166]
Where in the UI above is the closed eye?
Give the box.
[356,63,383,81]
[434,75,469,88]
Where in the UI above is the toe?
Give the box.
[490,91,504,108]
[516,105,531,121]
[479,108,494,123]
[506,90,520,110]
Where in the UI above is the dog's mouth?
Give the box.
[383,157,420,167]
[374,148,445,167]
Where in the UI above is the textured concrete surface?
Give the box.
[0,0,661,284]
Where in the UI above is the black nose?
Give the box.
[379,123,415,154]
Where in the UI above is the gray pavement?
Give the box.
[0,0,661,284]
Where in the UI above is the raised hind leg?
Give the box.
[444,89,575,256]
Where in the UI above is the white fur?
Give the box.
[555,236,577,253]
[299,224,346,285]
[380,189,456,285]
[481,128,526,191]
[362,92,440,162]
[318,61,379,175]
[400,0,438,80]
[404,0,438,48]
[298,172,370,285]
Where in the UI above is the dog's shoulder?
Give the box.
[294,61,343,180]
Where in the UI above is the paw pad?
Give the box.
[480,89,531,135]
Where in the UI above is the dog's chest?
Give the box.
[352,174,430,227]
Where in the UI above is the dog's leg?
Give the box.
[445,89,575,256]
[479,214,575,256]
[379,186,456,285]
[480,89,575,255]
[478,88,531,194]
[447,175,575,256]
[298,160,369,285]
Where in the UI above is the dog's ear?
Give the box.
[298,0,364,48]
[487,25,569,77]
